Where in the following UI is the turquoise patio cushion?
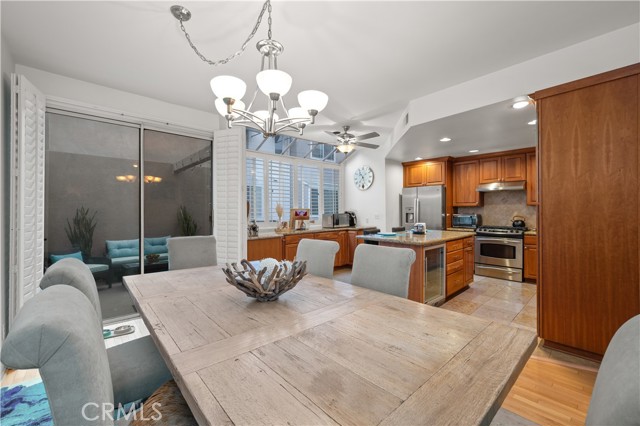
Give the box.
[87,264,109,273]
[144,236,170,255]
[50,251,83,264]
[106,239,139,259]
[109,256,140,266]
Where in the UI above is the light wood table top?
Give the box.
[124,266,536,426]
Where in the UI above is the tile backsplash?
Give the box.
[457,191,537,229]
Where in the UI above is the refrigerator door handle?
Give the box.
[415,198,419,222]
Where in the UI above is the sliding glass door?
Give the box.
[45,112,213,321]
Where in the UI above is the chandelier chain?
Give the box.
[177,0,271,67]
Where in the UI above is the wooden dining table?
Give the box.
[124,266,536,426]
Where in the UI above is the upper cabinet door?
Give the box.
[526,152,537,205]
[404,163,426,187]
[479,158,501,183]
[502,154,527,181]
[425,161,446,185]
[453,161,482,206]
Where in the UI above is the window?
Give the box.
[245,128,347,164]
[246,157,264,222]
[323,168,340,215]
[246,154,340,225]
[297,166,320,219]
[268,160,294,222]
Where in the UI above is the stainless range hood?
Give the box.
[476,181,526,192]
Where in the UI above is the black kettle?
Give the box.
[511,215,526,228]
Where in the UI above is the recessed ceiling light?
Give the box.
[512,100,530,109]
[469,149,479,153]
[439,137,452,142]
[415,157,423,160]
[133,164,138,168]
[528,119,537,125]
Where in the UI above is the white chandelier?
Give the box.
[171,1,328,137]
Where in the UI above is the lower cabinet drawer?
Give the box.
[446,270,465,296]
[464,237,474,248]
[447,239,464,253]
[446,259,464,275]
[446,250,464,264]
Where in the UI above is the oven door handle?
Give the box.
[475,237,523,245]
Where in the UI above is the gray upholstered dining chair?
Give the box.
[350,244,416,298]
[1,286,195,425]
[585,315,640,426]
[295,238,340,279]
[167,235,217,270]
[40,258,172,408]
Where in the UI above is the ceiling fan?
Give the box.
[324,126,380,153]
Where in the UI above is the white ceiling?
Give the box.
[2,1,638,150]
[387,98,538,161]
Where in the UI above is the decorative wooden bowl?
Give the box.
[146,254,160,264]
[222,259,307,302]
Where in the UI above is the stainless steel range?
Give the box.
[474,225,527,282]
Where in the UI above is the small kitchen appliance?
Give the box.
[452,214,481,229]
[322,213,351,229]
[511,215,526,228]
[412,223,426,234]
[345,211,357,226]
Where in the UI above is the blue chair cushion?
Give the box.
[109,256,140,266]
[106,239,139,259]
[144,236,170,255]
[50,251,83,264]
[87,264,109,274]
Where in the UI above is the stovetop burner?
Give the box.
[476,225,528,238]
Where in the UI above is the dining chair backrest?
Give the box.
[40,257,103,320]
[350,244,416,298]
[585,315,640,426]
[168,235,217,271]
[1,286,114,425]
[295,238,340,279]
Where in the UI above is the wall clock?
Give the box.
[354,165,374,190]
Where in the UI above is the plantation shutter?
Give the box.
[297,165,320,220]
[9,74,46,324]
[323,168,340,215]
[268,160,293,222]
[246,157,265,222]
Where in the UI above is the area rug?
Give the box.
[1,379,52,426]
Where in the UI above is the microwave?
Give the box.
[322,213,351,228]
[452,214,481,229]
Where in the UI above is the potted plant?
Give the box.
[178,205,198,236]
[64,206,98,259]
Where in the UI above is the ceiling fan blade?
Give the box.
[354,142,379,149]
[355,132,380,141]
[324,131,339,137]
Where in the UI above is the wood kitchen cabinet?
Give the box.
[446,238,472,296]
[282,234,307,261]
[463,237,475,285]
[247,237,283,261]
[526,152,537,205]
[452,160,482,206]
[347,230,364,264]
[533,63,639,358]
[403,160,446,187]
[315,230,348,267]
[479,154,526,183]
[523,234,537,281]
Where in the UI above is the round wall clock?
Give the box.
[354,165,374,190]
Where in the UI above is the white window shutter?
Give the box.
[9,74,46,324]
[213,127,246,263]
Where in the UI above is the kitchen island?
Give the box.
[358,230,475,303]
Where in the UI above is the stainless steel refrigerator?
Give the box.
[401,186,446,230]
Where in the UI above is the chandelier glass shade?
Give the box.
[336,143,355,154]
[172,0,329,137]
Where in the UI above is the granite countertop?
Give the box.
[447,227,477,232]
[525,230,537,236]
[248,226,379,241]
[357,230,475,247]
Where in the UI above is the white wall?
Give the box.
[15,65,218,133]
[384,159,403,230]
[345,23,640,231]
[1,35,16,370]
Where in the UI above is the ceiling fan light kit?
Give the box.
[172,0,328,138]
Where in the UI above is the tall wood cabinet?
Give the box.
[533,64,640,358]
